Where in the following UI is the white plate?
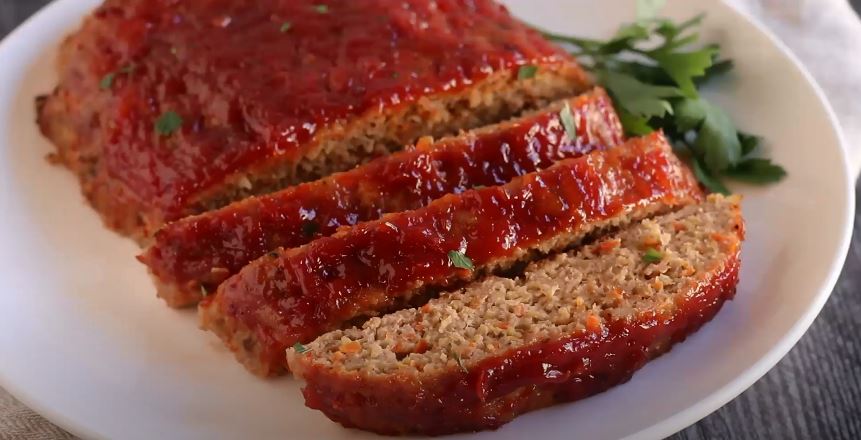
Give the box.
[0,0,853,439]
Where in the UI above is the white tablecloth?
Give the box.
[727,0,861,176]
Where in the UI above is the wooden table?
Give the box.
[1,1,859,439]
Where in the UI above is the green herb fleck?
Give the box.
[452,351,468,373]
[392,71,400,79]
[301,220,320,238]
[293,342,310,354]
[280,21,292,32]
[268,251,280,258]
[448,250,473,271]
[642,248,664,263]
[120,64,136,74]
[100,73,116,90]
[559,102,579,141]
[155,111,183,136]
[517,64,538,80]
[315,4,329,13]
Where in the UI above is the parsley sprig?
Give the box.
[539,0,785,193]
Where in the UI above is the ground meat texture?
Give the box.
[139,88,624,308]
[287,195,744,435]
[199,132,703,377]
[36,0,591,242]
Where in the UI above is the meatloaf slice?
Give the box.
[287,195,744,435]
[139,88,623,308]
[199,132,703,377]
[37,0,591,242]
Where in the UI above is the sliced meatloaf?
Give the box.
[200,132,703,377]
[37,0,591,242]
[287,195,744,435]
[139,88,623,308]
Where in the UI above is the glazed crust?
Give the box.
[289,251,741,436]
[200,133,703,377]
[139,88,624,308]
[36,0,590,241]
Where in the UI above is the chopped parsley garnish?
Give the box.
[642,247,663,263]
[517,64,538,80]
[293,342,310,354]
[536,0,785,192]
[280,21,292,32]
[559,102,578,140]
[99,64,136,90]
[448,250,474,271]
[452,351,468,373]
[315,4,329,13]
[155,111,183,136]
[301,220,320,238]
[99,73,116,90]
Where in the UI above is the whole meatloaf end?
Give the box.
[139,88,623,308]
[199,132,703,377]
[287,195,744,435]
[37,0,591,242]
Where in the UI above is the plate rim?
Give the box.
[0,1,854,439]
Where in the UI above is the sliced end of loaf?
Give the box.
[287,194,744,434]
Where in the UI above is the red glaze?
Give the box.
[203,132,702,374]
[296,253,741,435]
[51,0,572,221]
[139,89,624,307]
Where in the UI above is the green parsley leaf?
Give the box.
[725,158,787,184]
[637,0,667,21]
[674,97,707,132]
[617,108,653,136]
[651,47,717,98]
[559,102,579,140]
[598,70,680,119]
[293,342,310,354]
[642,247,664,263]
[692,158,730,195]
[155,111,183,136]
[693,100,742,172]
[448,250,473,271]
[517,64,538,80]
[100,73,116,90]
[738,131,762,156]
[280,21,292,32]
[301,220,320,238]
[315,4,329,13]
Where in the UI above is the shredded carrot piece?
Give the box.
[339,341,362,354]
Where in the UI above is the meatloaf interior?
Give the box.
[287,194,744,435]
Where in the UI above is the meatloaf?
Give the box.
[139,88,624,308]
[287,195,744,435]
[200,132,703,377]
[36,0,591,241]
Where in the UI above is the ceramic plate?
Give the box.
[0,0,853,439]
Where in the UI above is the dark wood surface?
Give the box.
[1,1,860,439]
